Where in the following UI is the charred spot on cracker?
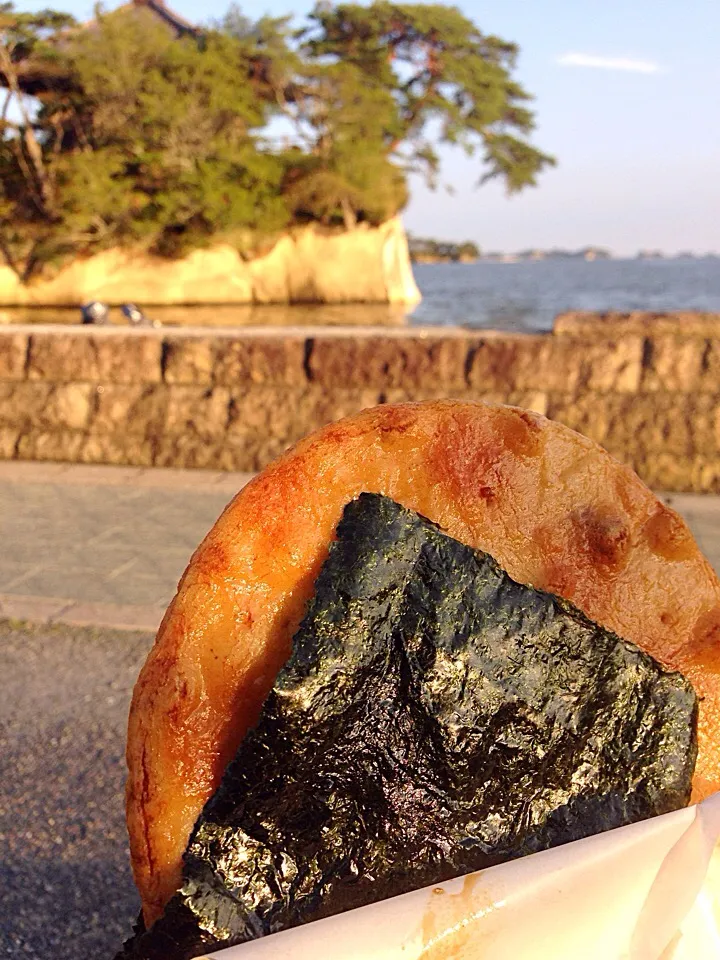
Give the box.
[572,505,631,572]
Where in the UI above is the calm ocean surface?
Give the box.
[410,259,720,331]
[6,258,720,331]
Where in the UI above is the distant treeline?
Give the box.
[0,1,555,279]
[409,237,480,262]
[408,242,616,264]
[515,248,611,261]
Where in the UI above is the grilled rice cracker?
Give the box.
[125,400,720,925]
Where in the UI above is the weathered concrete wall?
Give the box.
[0,217,421,306]
[1,314,719,492]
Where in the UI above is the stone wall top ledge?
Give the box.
[555,310,720,338]
[0,324,545,342]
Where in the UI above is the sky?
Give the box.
[13,0,720,255]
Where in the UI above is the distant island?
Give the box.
[408,243,612,264]
[408,237,481,263]
[482,247,611,262]
[410,242,720,264]
[632,250,720,261]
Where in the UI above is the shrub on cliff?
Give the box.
[0,4,289,278]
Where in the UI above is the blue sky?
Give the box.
[14,0,720,254]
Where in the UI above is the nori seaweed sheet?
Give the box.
[117,493,698,960]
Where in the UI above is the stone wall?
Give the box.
[2,313,720,492]
[0,217,420,306]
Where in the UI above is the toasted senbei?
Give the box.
[127,400,720,926]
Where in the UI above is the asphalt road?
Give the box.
[0,620,153,959]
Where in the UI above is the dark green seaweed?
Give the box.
[117,493,697,959]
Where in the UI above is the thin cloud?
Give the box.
[557,53,660,74]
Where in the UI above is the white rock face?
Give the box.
[0,218,421,307]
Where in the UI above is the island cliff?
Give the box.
[0,219,420,307]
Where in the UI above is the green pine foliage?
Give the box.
[301,3,556,189]
[0,0,555,280]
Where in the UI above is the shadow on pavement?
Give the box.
[0,621,152,958]
[1,857,139,958]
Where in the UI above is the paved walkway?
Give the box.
[0,461,252,632]
[0,460,719,633]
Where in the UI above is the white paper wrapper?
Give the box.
[205,792,720,960]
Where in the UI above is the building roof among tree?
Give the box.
[1,0,199,97]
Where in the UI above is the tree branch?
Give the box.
[0,39,54,213]
[9,137,46,215]
[386,79,437,155]
[0,233,20,275]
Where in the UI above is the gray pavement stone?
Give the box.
[0,593,75,624]
[0,593,164,633]
[0,465,249,628]
[0,459,252,490]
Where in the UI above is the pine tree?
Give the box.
[0,1,555,279]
